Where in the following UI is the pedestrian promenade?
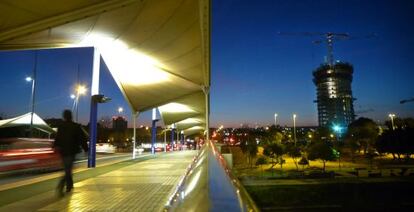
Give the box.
[0,151,197,212]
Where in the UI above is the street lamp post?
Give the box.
[293,114,297,146]
[274,113,278,126]
[71,85,86,122]
[25,75,36,137]
[388,113,396,130]
[75,85,86,122]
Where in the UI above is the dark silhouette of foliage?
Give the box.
[264,142,286,171]
[256,156,267,175]
[345,117,379,155]
[308,141,336,172]
[377,124,414,161]
[286,143,301,170]
[298,157,309,170]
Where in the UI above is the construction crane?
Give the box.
[277,32,376,66]
[400,97,414,104]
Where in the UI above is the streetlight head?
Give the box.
[118,107,124,113]
[274,113,278,117]
[77,85,87,95]
[332,124,342,133]
[25,77,33,82]
[388,113,395,118]
[70,94,76,99]
[293,114,297,118]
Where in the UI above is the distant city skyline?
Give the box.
[1,0,414,128]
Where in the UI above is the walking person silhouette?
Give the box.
[54,109,88,196]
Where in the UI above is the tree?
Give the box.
[269,142,286,171]
[311,127,332,142]
[345,117,379,155]
[247,139,258,168]
[263,142,286,172]
[377,124,414,161]
[286,143,301,171]
[263,144,276,170]
[298,157,309,170]
[308,142,336,172]
[255,156,267,175]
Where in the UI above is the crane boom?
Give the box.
[400,98,414,104]
[277,31,350,66]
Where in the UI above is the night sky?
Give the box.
[0,0,413,128]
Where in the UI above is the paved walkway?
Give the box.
[0,151,197,212]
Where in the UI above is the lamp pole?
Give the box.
[29,76,36,137]
[388,114,396,130]
[274,113,278,126]
[75,85,86,122]
[26,52,37,137]
[293,114,297,146]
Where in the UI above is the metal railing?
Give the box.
[165,140,259,212]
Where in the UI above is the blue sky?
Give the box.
[0,0,413,127]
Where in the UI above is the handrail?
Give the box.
[165,140,260,211]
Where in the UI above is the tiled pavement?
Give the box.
[0,151,197,212]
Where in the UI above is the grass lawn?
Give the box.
[245,178,414,211]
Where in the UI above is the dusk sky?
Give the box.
[1,0,414,128]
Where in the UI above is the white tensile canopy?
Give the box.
[0,0,210,136]
[0,113,55,134]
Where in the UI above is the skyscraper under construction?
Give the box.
[313,62,355,128]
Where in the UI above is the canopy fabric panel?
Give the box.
[0,0,210,115]
[158,91,205,126]
[182,126,204,136]
[0,113,55,134]
[175,115,205,131]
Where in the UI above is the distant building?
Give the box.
[313,62,355,128]
[112,116,127,131]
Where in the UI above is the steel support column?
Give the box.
[132,112,138,159]
[87,48,100,168]
[171,125,175,152]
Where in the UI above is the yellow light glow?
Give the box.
[177,118,203,124]
[77,85,87,95]
[80,34,170,86]
[158,103,195,113]
[184,126,204,134]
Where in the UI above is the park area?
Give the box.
[224,145,414,211]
